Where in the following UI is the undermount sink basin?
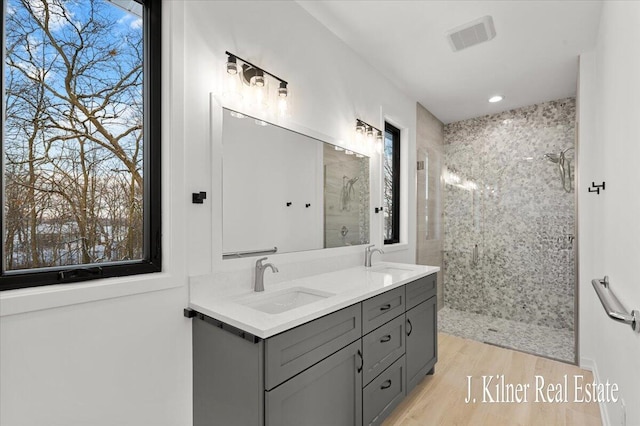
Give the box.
[369,266,414,274]
[237,287,335,315]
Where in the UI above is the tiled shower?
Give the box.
[439,98,576,363]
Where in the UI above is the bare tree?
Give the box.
[4,0,144,269]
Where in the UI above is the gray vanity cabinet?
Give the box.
[405,295,437,394]
[265,340,362,426]
[192,272,438,426]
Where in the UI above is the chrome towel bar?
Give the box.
[223,247,278,259]
[591,276,639,333]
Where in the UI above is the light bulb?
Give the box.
[366,127,374,143]
[356,122,365,134]
[252,70,265,87]
[226,55,238,75]
[278,82,288,97]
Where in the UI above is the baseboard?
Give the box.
[580,357,610,426]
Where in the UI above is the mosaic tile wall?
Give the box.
[443,98,576,331]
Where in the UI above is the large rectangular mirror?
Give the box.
[222,108,370,259]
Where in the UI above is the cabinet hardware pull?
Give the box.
[380,380,392,390]
[357,349,363,373]
[380,304,391,311]
[380,335,392,343]
[407,318,413,336]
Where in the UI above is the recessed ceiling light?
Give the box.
[489,95,504,103]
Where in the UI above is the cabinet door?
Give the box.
[265,340,363,426]
[405,295,437,394]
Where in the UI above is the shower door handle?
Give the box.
[472,244,479,266]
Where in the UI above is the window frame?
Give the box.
[0,0,162,291]
[383,122,401,245]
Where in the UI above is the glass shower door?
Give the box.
[443,141,485,315]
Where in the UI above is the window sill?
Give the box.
[0,272,183,317]
[382,243,409,253]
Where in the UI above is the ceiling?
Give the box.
[298,0,602,124]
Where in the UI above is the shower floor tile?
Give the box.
[438,306,575,363]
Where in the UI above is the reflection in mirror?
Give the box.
[323,145,369,248]
[221,108,369,259]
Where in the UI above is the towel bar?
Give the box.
[591,276,639,333]
[223,246,278,259]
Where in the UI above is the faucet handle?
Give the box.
[256,257,268,267]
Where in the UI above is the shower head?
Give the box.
[544,153,560,163]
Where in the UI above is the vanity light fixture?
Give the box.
[355,119,383,150]
[225,51,290,117]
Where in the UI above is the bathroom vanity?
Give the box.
[189,263,438,426]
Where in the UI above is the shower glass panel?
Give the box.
[441,98,576,363]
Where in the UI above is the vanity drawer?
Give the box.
[406,273,437,310]
[363,355,406,426]
[264,304,361,390]
[362,314,406,385]
[362,287,405,334]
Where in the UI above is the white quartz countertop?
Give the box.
[189,262,440,339]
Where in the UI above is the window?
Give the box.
[383,122,400,244]
[1,0,161,291]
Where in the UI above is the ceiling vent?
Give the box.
[446,15,496,52]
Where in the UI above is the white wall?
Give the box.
[1,1,418,425]
[578,2,640,425]
[183,0,418,287]
[0,3,192,426]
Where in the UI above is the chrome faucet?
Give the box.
[254,257,278,292]
[364,245,384,267]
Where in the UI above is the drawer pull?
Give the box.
[380,379,392,390]
[380,304,392,311]
[379,335,392,343]
[357,349,363,373]
[407,318,413,336]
